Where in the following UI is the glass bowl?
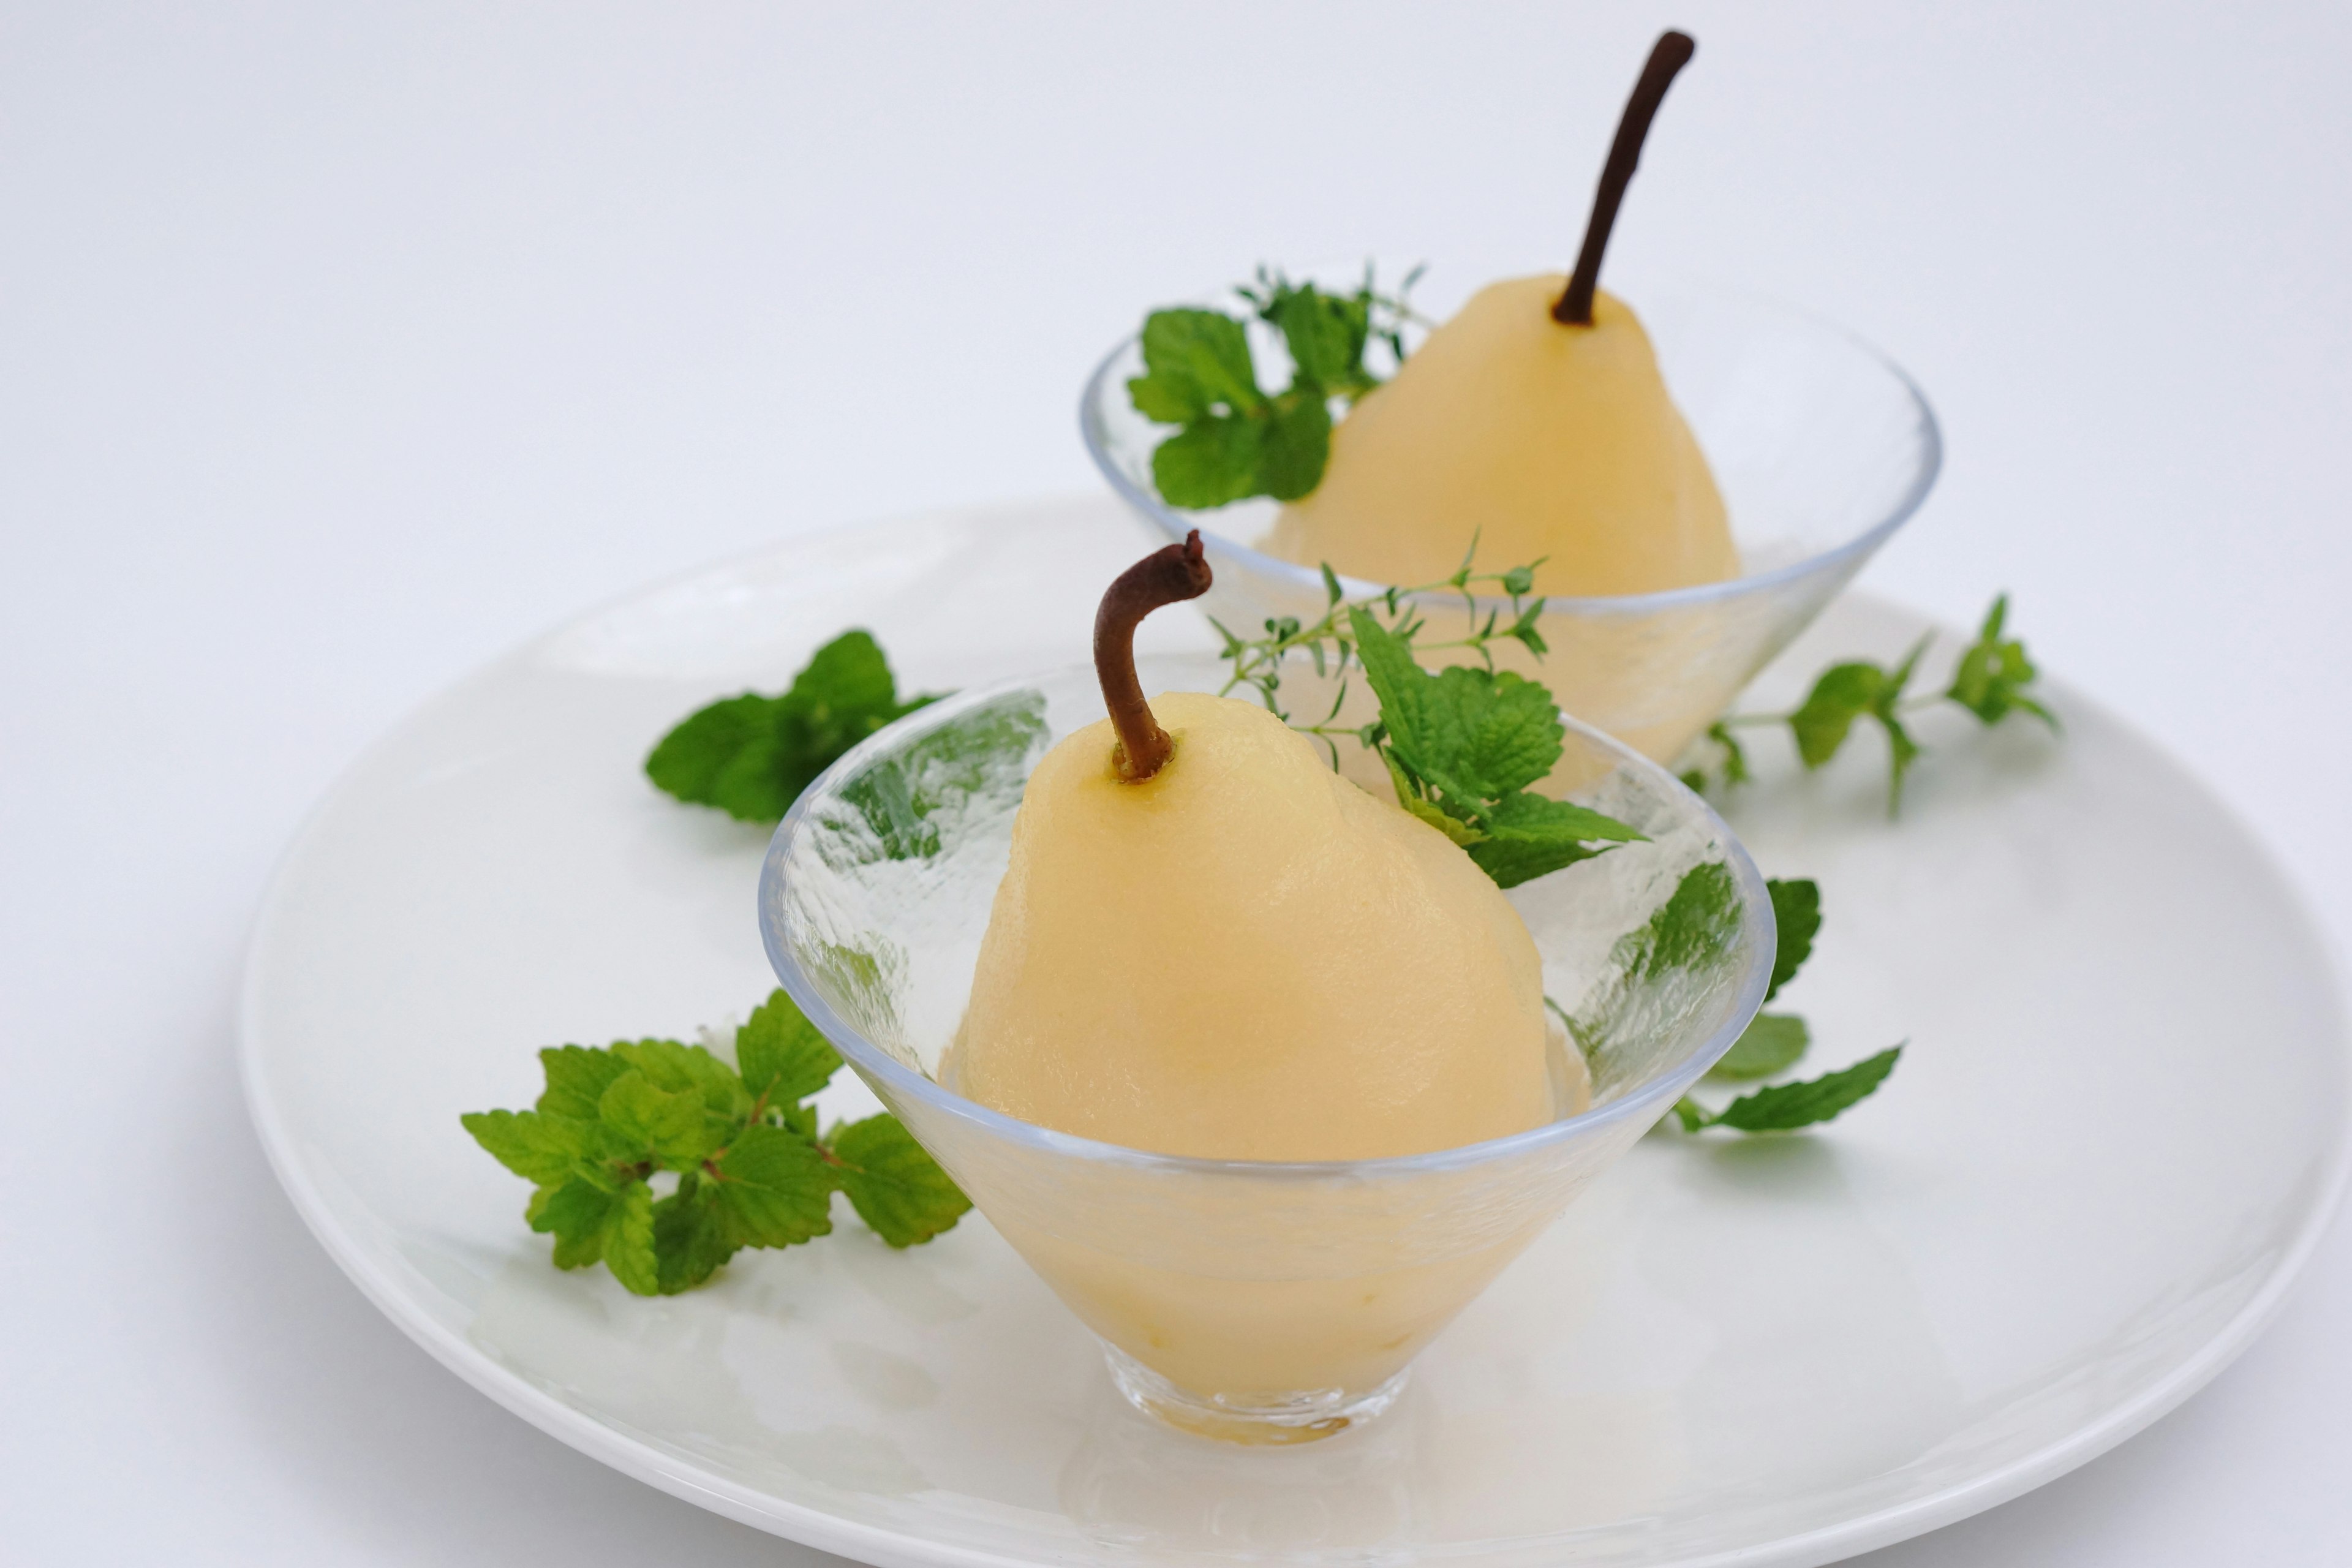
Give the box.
[1078,275,1942,763]
[758,652,1774,1443]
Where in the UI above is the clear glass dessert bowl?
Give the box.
[1079,275,1942,763]
[758,652,1774,1444]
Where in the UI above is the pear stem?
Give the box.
[1095,530,1213,783]
[1555,30,1696,326]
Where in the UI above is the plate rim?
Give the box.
[237,495,2352,1568]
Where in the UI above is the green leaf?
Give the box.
[1646,860,1743,976]
[600,1182,660,1294]
[461,1109,595,1186]
[529,1176,657,1282]
[597,1070,715,1167]
[1128,307,1264,424]
[1881,708,1922,813]
[713,1125,836,1248]
[1709,1013,1810,1080]
[1464,790,1648,889]
[1946,594,2057,730]
[1347,608,1564,802]
[652,1178,739,1294]
[1150,413,1267,509]
[736,989,842,1107]
[829,1115,973,1248]
[1399,790,1488,847]
[533,1181,614,1269]
[610,1038,748,1120]
[644,631,938,825]
[1788,662,1885,769]
[1710,1046,1902,1132]
[1706,721,1750,787]
[1258,393,1333,503]
[1262,282,1371,393]
[1764,878,1821,1003]
[834,688,1050,862]
[535,1044,633,1123]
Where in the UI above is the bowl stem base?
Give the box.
[1101,1342,1411,1446]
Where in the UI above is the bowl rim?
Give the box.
[1076,279,1945,620]
[759,651,1777,1183]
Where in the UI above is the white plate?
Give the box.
[242,496,2351,1568]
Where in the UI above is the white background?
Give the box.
[5,2,2348,1561]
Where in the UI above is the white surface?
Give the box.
[6,4,2352,1562]
[241,502,2348,1567]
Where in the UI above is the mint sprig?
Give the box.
[463,990,971,1295]
[1128,265,1422,509]
[646,630,942,824]
[1349,608,1645,887]
[1672,875,1901,1133]
[1675,1047,1904,1132]
[1683,595,2057,815]
[1209,546,1640,891]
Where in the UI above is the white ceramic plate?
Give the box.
[242,496,2351,1568]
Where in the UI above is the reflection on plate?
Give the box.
[243,496,2350,1567]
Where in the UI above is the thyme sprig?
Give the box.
[1208,541,1551,766]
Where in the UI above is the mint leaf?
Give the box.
[1347,609,1564,801]
[1709,721,1751,787]
[1786,642,1931,814]
[1257,393,1333,503]
[1128,307,1264,424]
[536,1044,632,1123]
[829,1115,972,1248]
[597,1070,714,1167]
[645,630,939,824]
[736,989,842,1107]
[1643,861,1742,976]
[1710,1046,1902,1131]
[1129,273,1408,509]
[1150,413,1269,508]
[1464,790,1646,889]
[652,1177,737,1295]
[1710,1013,1809,1080]
[1349,606,1641,888]
[1789,662,1884,769]
[1261,282,1372,395]
[461,1109,595,1186]
[1764,878,1820,1003]
[836,688,1050,862]
[1947,594,2058,729]
[599,1182,660,1294]
[529,1177,662,1292]
[610,1038,748,1120]
[714,1124,835,1248]
[1398,789,1488,847]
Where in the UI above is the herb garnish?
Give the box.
[1208,545,1643,889]
[462,989,969,1295]
[1127,265,1423,510]
[646,630,942,824]
[1681,595,2056,813]
[1670,876,1902,1133]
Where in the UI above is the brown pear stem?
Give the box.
[1095,530,1213,783]
[1555,30,1697,326]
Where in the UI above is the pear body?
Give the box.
[1262,277,1736,597]
[955,692,1553,1161]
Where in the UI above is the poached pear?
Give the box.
[1262,31,1735,599]
[954,533,1555,1162]
[1262,276,1733,595]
